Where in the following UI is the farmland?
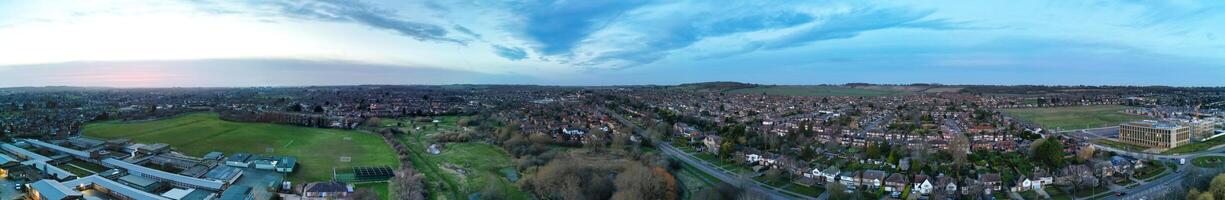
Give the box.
[81,113,400,184]
[727,85,910,97]
[1003,105,1151,130]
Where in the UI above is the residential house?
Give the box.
[884,173,908,192]
[913,175,933,195]
[979,173,1002,191]
[839,171,859,190]
[820,166,841,184]
[302,181,353,198]
[861,170,886,190]
[1010,176,1037,192]
[935,175,957,196]
[703,136,723,153]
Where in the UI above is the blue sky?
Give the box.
[0,0,1222,87]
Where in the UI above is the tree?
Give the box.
[827,182,849,199]
[1076,145,1096,162]
[1034,139,1066,168]
[693,182,741,200]
[612,164,677,200]
[719,141,733,160]
[948,133,969,168]
[521,159,615,199]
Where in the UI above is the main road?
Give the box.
[602,108,819,200]
[1062,127,1225,199]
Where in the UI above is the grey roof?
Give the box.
[62,175,170,200]
[103,158,225,190]
[203,152,224,160]
[225,153,251,163]
[30,161,76,180]
[218,185,252,200]
[30,179,81,200]
[276,157,297,169]
[203,165,243,181]
[2,143,51,161]
[181,189,216,200]
[0,153,18,163]
[304,182,351,193]
[3,143,75,179]
[25,139,91,158]
[119,174,161,187]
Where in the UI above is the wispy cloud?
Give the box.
[581,9,817,68]
[760,7,960,50]
[263,0,464,44]
[492,45,528,61]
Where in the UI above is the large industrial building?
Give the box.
[1118,120,1191,149]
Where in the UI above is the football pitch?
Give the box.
[82,112,399,184]
[1003,105,1151,130]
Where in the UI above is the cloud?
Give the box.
[1111,1,1225,28]
[514,0,654,55]
[266,0,464,44]
[0,59,530,87]
[760,7,958,50]
[453,25,481,39]
[582,10,815,68]
[492,45,527,61]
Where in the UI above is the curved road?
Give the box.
[1068,130,1225,200]
[659,144,819,200]
[602,108,818,200]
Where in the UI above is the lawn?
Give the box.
[1095,139,1151,152]
[81,112,399,184]
[1165,136,1225,155]
[1133,162,1167,180]
[1193,156,1225,168]
[727,85,908,97]
[1002,105,1150,130]
[675,162,717,200]
[396,116,531,200]
[355,182,390,200]
[1046,187,1073,200]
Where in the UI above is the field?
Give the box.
[394,116,531,200]
[1165,136,1225,154]
[1192,156,1225,168]
[727,85,909,97]
[1002,105,1150,130]
[355,182,390,200]
[81,113,399,184]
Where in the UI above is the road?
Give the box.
[1063,128,1225,200]
[1112,163,1188,200]
[602,108,818,200]
[659,144,818,200]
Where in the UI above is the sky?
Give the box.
[0,0,1223,87]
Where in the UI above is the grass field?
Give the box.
[81,113,399,184]
[1165,136,1225,154]
[355,182,390,200]
[727,85,909,97]
[1193,156,1225,168]
[1002,105,1150,130]
[1094,139,1151,152]
[395,116,531,200]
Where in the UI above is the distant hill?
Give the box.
[673,82,757,92]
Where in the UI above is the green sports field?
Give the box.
[1003,105,1151,130]
[81,113,399,183]
[727,85,909,97]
